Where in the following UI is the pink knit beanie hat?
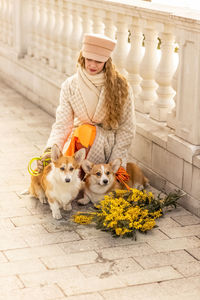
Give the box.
[82,33,116,62]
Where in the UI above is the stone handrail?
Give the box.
[0,0,200,146]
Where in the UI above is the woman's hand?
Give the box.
[37,150,51,172]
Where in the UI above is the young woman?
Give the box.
[38,33,136,171]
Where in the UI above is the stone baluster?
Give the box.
[27,0,33,57]
[68,4,82,75]
[150,24,177,121]
[44,0,55,66]
[5,0,10,45]
[104,11,116,40]
[12,0,29,58]
[112,14,130,75]
[56,0,65,72]
[2,0,7,44]
[167,49,179,129]
[34,0,44,60]
[1,0,5,43]
[39,0,49,64]
[0,0,2,38]
[34,0,42,60]
[59,1,72,74]
[27,0,37,57]
[174,26,200,145]
[125,17,144,99]
[136,20,159,113]
[81,6,93,38]
[52,0,63,70]
[92,9,105,34]
[7,0,13,46]
[48,0,57,68]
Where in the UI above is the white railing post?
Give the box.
[56,0,65,72]
[92,9,105,35]
[7,0,14,46]
[1,0,7,44]
[27,0,34,57]
[44,0,55,65]
[125,17,144,99]
[27,0,39,58]
[68,4,82,75]
[112,14,130,75]
[14,0,29,58]
[35,0,45,60]
[104,11,116,40]
[135,20,159,113]
[53,0,64,70]
[48,0,57,68]
[0,0,2,39]
[81,6,93,37]
[40,0,49,64]
[0,0,14,46]
[34,0,42,60]
[175,26,200,145]
[150,24,177,121]
[167,46,179,129]
[62,1,72,74]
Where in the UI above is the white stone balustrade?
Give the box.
[0,0,200,215]
[7,0,13,46]
[51,0,64,69]
[92,9,105,35]
[67,3,82,74]
[112,14,130,75]
[56,0,65,72]
[150,24,177,121]
[0,0,14,46]
[61,1,73,74]
[125,17,144,99]
[27,0,39,58]
[135,20,160,113]
[104,11,116,40]
[175,25,200,145]
[167,47,179,129]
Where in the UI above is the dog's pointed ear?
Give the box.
[51,144,62,162]
[74,148,86,164]
[110,158,122,173]
[81,159,93,174]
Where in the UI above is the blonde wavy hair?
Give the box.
[77,52,129,130]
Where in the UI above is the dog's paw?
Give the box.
[132,183,144,190]
[52,210,62,220]
[78,198,90,205]
[63,203,72,211]
[39,196,48,204]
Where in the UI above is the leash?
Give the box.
[115,166,131,190]
[28,152,51,176]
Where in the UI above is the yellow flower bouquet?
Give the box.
[73,188,182,239]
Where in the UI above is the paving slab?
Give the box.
[0,80,200,299]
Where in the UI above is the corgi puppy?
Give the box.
[78,159,149,205]
[30,145,85,219]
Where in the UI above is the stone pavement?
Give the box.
[0,78,200,300]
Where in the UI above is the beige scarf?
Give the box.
[77,66,105,120]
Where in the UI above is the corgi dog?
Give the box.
[29,145,86,219]
[126,162,149,189]
[78,159,149,205]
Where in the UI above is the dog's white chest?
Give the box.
[46,171,81,205]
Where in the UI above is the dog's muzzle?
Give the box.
[65,178,71,183]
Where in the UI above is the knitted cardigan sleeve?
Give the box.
[46,79,74,150]
[109,87,136,168]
